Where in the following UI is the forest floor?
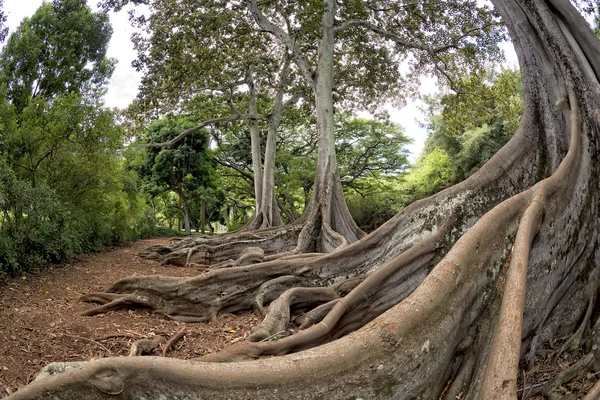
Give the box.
[0,237,260,396]
[0,237,597,399]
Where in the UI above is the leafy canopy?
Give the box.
[0,0,115,113]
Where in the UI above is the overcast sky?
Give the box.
[3,0,518,158]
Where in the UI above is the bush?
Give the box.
[346,192,399,233]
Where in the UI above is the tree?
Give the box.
[400,68,522,202]
[137,118,219,235]
[272,114,412,228]
[121,0,304,230]
[9,0,600,399]
[0,0,114,113]
[0,1,153,274]
[110,0,503,265]
[0,0,7,43]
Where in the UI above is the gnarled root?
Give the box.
[141,225,303,267]
[248,286,339,342]
[129,336,165,356]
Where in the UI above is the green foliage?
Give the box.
[401,148,454,201]
[0,0,7,43]
[345,180,403,233]
[135,118,224,233]
[0,165,72,272]
[0,92,153,275]
[336,117,411,195]
[400,69,522,204]
[0,0,114,112]
[0,1,163,276]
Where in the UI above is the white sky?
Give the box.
[3,0,519,159]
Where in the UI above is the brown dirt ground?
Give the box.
[0,238,597,399]
[0,238,259,396]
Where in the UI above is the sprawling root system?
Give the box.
[6,0,600,398]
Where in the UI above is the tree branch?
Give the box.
[140,114,264,148]
[245,0,315,89]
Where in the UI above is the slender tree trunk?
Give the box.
[181,196,191,236]
[247,68,263,217]
[296,0,364,253]
[257,57,290,229]
[200,201,206,234]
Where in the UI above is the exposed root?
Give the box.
[480,91,583,398]
[129,336,165,356]
[295,299,340,328]
[162,329,186,357]
[443,352,476,400]
[248,287,339,342]
[526,352,594,398]
[138,244,172,260]
[196,227,445,362]
[553,295,595,363]
[234,247,265,266]
[80,293,153,316]
[141,225,302,267]
[253,276,305,316]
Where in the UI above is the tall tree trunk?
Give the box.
[181,196,191,236]
[12,1,600,399]
[248,68,263,217]
[296,0,364,253]
[257,57,290,230]
[200,201,206,234]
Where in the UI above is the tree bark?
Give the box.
[294,0,365,253]
[181,195,191,236]
[9,0,600,399]
[247,68,263,217]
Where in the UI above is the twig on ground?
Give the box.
[162,328,186,357]
[58,333,112,355]
[259,330,286,343]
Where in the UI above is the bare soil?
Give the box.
[0,238,597,399]
[0,238,259,396]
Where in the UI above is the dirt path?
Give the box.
[0,238,258,396]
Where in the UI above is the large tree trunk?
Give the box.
[294,0,365,253]
[10,0,600,399]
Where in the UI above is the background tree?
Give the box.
[401,68,522,202]
[0,0,166,275]
[0,0,114,113]
[137,118,220,235]
[120,0,305,230]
